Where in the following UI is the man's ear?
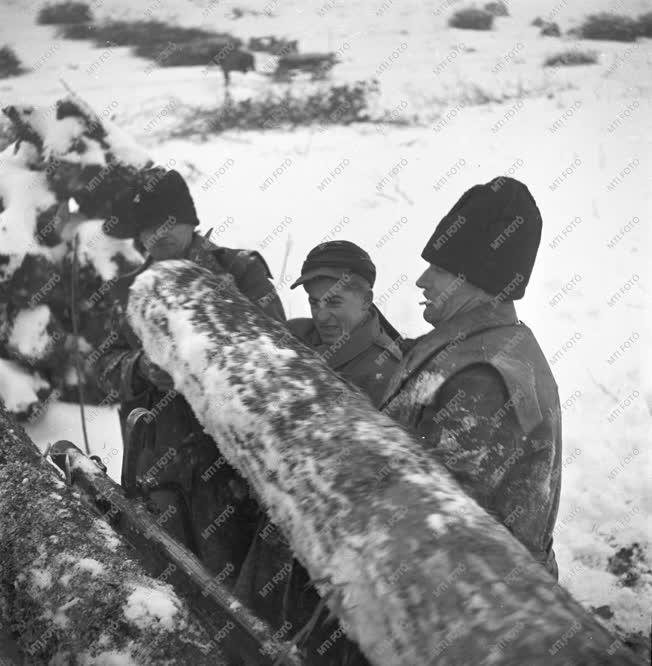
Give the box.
[363,289,373,310]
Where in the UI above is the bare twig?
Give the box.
[277,234,293,290]
[589,372,619,402]
[71,233,91,455]
[393,181,414,206]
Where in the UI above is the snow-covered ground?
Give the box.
[2,0,650,652]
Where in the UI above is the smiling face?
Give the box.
[305,276,372,344]
[416,263,491,326]
[139,221,194,260]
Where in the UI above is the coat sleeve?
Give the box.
[93,301,148,402]
[415,364,550,564]
[224,251,287,323]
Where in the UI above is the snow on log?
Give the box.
[0,401,221,664]
[128,260,643,666]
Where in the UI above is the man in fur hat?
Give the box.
[96,167,285,583]
[381,177,561,578]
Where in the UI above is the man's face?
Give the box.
[416,263,472,326]
[139,221,193,260]
[305,277,370,344]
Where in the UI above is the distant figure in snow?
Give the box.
[381,177,562,578]
[234,241,401,665]
[96,167,285,583]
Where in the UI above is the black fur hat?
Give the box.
[103,168,200,239]
[421,177,542,299]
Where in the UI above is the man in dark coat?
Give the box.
[96,167,286,582]
[234,241,401,664]
[381,177,561,578]
[287,240,402,406]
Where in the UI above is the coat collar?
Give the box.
[314,309,389,369]
[380,301,519,409]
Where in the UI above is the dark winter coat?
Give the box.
[95,233,286,580]
[287,308,402,407]
[381,301,561,577]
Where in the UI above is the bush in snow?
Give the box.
[484,2,508,17]
[0,94,148,418]
[0,45,25,79]
[544,50,598,67]
[37,2,93,25]
[273,52,338,80]
[636,11,652,38]
[228,6,266,19]
[135,38,253,82]
[172,80,378,136]
[55,21,97,39]
[248,35,298,55]
[57,19,247,75]
[531,17,545,27]
[448,8,494,31]
[578,13,639,43]
[541,22,561,37]
[59,18,232,49]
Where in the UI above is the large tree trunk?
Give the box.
[0,402,220,664]
[127,260,642,666]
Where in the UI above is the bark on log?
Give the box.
[0,401,222,664]
[128,260,643,666]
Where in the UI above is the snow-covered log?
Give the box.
[0,401,221,664]
[128,260,644,666]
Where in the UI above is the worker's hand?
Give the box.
[137,353,175,393]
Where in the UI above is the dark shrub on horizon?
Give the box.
[484,2,508,17]
[170,81,378,136]
[37,2,92,25]
[578,13,639,42]
[544,49,598,67]
[448,8,494,30]
[541,22,561,37]
[0,45,24,78]
[636,11,652,37]
[59,19,232,50]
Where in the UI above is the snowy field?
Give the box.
[0,0,650,653]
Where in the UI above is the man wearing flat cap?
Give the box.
[286,240,402,406]
[96,167,286,583]
[381,177,561,578]
[233,240,400,664]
